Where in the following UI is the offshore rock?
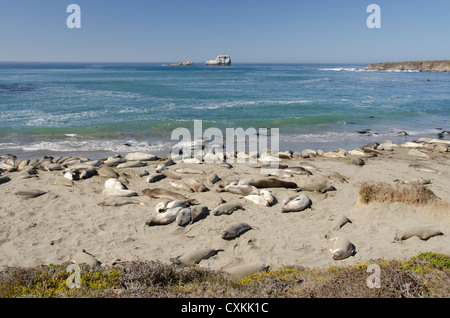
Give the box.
[206,55,231,66]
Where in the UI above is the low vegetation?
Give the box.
[1,252,449,298]
[359,182,439,205]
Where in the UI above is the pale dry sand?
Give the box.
[0,141,449,274]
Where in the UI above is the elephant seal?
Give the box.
[298,180,336,194]
[0,176,11,185]
[97,198,144,207]
[170,248,224,266]
[281,194,311,213]
[245,194,269,206]
[329,214,352,231]
[103,178,137,197]
[14,188,47,199]
[394,226,443,242]
[219,184,259,196]
[221,222,256,240]
[213,202,245,216]
[162,169,182,180]
[225,263,270,280]
[98,166,119,178]
[397,178,432,185]
[71,249,101,266]
[146,173,166,183]
[174,167,205,175]
[145,207,182,226]
[409,164,441,174]
[142,188,187,201]
[260,190,276,206]
[170,180,194,192]
[190,205,209,223]
[176,208,191,226]
[184,178,208,192]
[329,237,356,260]
[283,166,313,176]
[249,178,297,189]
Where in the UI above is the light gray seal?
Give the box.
[14,188,47,199]
[221,222,256,240]
[145,207,182,226]
[283,166,313,176]
[394,226,444,242]
[225,263,270,280]
[213,202,245,216]
[170,248,224,266]
[329,237,356,260]
[218,184,259,196]
[281,194,311,213]
[176,208,191,226]
[142,188,187,201]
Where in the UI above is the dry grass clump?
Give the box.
[1,253,449,298]
[359,182,439,205]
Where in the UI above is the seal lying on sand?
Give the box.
[409,164,441,174]
[170,248,224,266]
[145,207,182,226]
[224,263,270,280]
[142,188,187,201]
[281,194,311,213]
[329,237,356,260]
[249,178,297,189]
[221,222,256,240]
[14,188,47,199]
[394,226,444,242]
[213,202,245,216]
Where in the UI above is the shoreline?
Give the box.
[0,137,449,276]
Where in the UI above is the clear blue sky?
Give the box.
[0,0,449,63]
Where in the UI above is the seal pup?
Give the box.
[145,207,182,226]
[14,188,47,199]
[170,248,224,266]
[142,188,187,201]
[249,178,297,189]
[396,178,432,185]
[97,198,144,207]
[184,178,208,192]
[190,205,209,223]
[281,194,311,213]
[162,169,182,180]
[245,194,269,206]
[297,180,336,194]
[103,178,138,197]
[283,166,313,176]
[259,189,276,206]
[71,249,101,266]
[174,167,206,175]
[225,263,270,280]
[213,202,245,216]
[146,173,166,183]
[176,208,191,226]
[0,176,11,185]
[218,184,259,196]
[170,180,194,192]
[329,214,352,231]
[393,226,444,242]
[329,237,356,260]
[221,222,256,240]
[409,164,441,174]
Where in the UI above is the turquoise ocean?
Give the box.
[0,62,449,159]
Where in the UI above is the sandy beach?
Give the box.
[0,138,449,276]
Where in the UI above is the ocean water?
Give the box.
[0,62,449,159]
